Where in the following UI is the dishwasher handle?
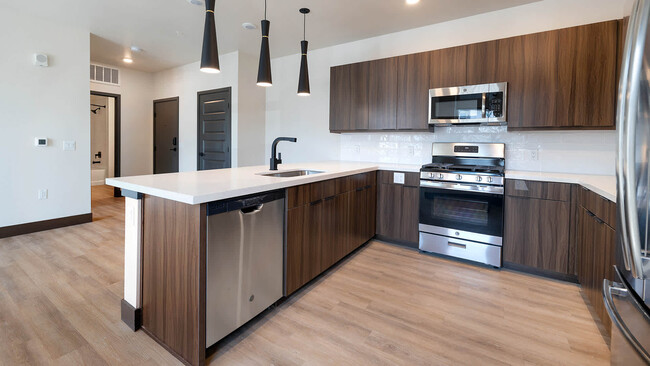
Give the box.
[240,204,264,215]
[207,189,285,216]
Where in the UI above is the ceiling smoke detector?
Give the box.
[186,0,203,6]
[242,22,257,30]
[130,46,143,53]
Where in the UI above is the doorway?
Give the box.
[90,91,121,202]
[197,87,232,171]
[153,97,180,174]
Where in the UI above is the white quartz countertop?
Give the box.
[106,161,395,205]
[506,171,616,202]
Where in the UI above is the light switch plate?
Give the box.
[63,141,76,151]
[38,189,48,200]
[393,172,405,184]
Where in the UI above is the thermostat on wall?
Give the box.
[35,138,48,147]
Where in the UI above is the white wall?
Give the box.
[266,0,632,175]
[91,66,155,176]
[237,52,267,167]
[153,52,239,171]
[0,7,90,227]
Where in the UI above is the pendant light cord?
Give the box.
[303,13,306,41]
[264,0,267,20]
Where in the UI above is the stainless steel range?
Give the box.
[419,143,505,267]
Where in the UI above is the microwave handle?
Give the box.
[481,93,486,118]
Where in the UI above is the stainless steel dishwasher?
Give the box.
[206,190,284,347]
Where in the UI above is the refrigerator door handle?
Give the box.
[604,278,650,364]
[617,0,650,278]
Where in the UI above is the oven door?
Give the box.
[419,183,504,245]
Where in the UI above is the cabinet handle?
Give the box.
[448,241,467,249]
[356,187,364,192]
[594,216,605,225]
[324,196,334,201]
[309,199,322,206]
[586,210,596,217]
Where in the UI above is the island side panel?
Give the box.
[122,196,143,330]
[141,195,207,366]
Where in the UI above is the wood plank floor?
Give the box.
[0,185,610,365]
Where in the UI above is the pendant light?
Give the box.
[297,8,311,96]
[200,0,220,73]
[257,0,272,87]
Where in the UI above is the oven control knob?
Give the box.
[456,174,463,181]
[487,176,493,183]
[438,173,444,179]
[429,172,434,178]
[476,176,482,182]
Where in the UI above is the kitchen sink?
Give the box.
[259,169,324,178]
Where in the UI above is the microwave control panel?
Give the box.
[486,92,503,118]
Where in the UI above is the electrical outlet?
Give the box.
[63,141,76,151]
[408,146,415,156]
[354,145,361,154]
[38,189,48,200]
[530,149,539,161]
[393,172,405,184]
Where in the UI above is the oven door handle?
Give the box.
[420,180,504,195]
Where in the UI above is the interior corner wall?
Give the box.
[153,52,239,171]
[0,7,91,227]
[237,52,266,167]
[91,66,155,177]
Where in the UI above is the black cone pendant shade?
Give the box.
[297,8,310,96]
[257,1,272,86]
[200,0,220,73]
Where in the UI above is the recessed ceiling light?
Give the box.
[186,0,203,6]
[406,0,420,4]
[122,57,133,64]
[242,22,257,30]
[130,46,143,53]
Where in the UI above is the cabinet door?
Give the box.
[329,65,351,132]
[504,196,570,273]
[376,183,403,239]
[466,40,501,85]
[368,58,398,130]
[350,62,370,130]
[429,46,467,88]
[304,200,323,283]
[397,52,430,130]
[364,185,377,241]
[400,186,420,243]
[557,21,617,128]
[321,194,350,270]
[286,205,307,295]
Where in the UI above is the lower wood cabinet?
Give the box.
[576,189,616,335]
[286,172,377,295]
[504,179,572,276]
[376,171,420,245]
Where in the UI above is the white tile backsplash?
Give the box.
[340,127,617,175]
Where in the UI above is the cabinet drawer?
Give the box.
[505,179,571,201]
[379,170,419,187]
[577,186,616,228]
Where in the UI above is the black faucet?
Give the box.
[270,137,297,170]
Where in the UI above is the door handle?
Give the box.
[172,137,177,146]
[199,152,205,157]
[170,148,177,152]
[447,241,467,249]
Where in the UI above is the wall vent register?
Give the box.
[90,64,120,86]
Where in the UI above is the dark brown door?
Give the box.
[350,62,370,130]
[197,87,231,170]
[153,97,179,174]
[368,58,398,130]
[397,52,430,130]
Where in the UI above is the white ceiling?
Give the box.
[2,0,539,73]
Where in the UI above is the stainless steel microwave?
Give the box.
[428,82,507,126]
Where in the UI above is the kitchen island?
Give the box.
[105,161,384,366]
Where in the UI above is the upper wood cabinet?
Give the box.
[397,52,430,130]
[368,58,398,130]
[330,19,619,132]
[329,65,351,132]
[429,45,467,88]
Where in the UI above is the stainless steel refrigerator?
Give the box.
[606,0,650,364]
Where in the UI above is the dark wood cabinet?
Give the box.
[397,52,430,130]
[376,171,419,246]
[329,65,351,132]
[429,46,467,88]
[368,58,398,130]
[576,189,616,335]
[503,179,572,276]
[286,172,376,295]
[330,20,619,132]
